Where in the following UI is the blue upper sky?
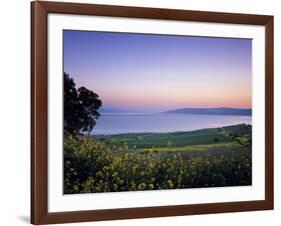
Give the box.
[64,30,252,112]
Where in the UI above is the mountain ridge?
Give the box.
[163,107,252,116]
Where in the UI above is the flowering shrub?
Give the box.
[64,134,251,194]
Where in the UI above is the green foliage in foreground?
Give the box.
[64,125,252,194]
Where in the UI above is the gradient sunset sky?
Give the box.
[64,30,252,112]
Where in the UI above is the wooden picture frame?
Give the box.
[31,1,274,224]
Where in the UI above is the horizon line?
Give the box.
[100,106,252,113]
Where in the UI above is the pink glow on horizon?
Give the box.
[91,81,251,111]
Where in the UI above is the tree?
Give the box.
[64,73,102,134]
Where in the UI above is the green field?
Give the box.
[97,124,252,151]
[64,124,252,194]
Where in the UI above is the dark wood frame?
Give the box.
[31,1,274,224]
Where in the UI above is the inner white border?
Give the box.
[48,14,265,212]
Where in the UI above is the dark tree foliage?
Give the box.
[64,73,102,134]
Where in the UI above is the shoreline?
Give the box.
[93,123,252,137]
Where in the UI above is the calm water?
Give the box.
[91,113,252,135]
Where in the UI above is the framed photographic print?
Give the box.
[31,1,274,225]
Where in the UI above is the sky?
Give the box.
[64,30,252,112]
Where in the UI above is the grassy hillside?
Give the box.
[64,124,252,194]
[97,124,252,150]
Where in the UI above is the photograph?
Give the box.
[29,1,274,224]
[63,30,252,194]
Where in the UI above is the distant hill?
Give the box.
[100,108,127,113]
[164,107,252,116]
[100,108,141,114]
